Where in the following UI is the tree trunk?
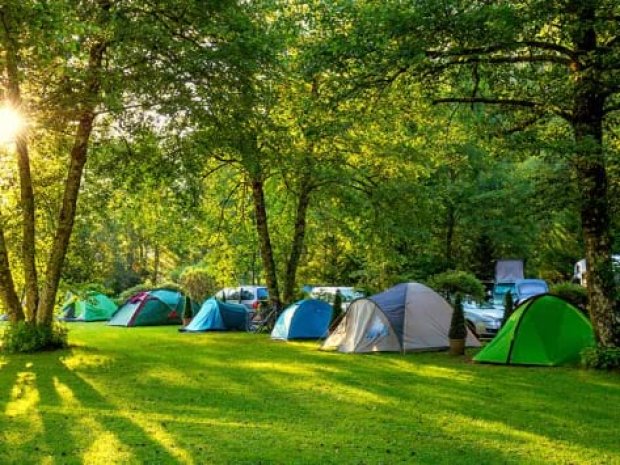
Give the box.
[0,221,23,322]
[1,6,38,319]
[36,41,106,325]
[152,244,160,285]
[250,177,282,311]
[570,1,619,347]
[283,182,312,305]
[572,118,618,346]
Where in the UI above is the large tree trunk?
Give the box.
[572,116,618,346]
[250,176,282,312]
[36,41,106,325]
[570,1,619,347]
[282,181,312,305]
[0,221,23,322]
[1,6,38,319]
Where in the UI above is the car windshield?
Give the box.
[494,284,514,294]
[339,291,356,301]
[257,288,269,300]
[518,283,547,295]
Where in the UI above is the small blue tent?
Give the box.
[271,299,333,340]
[182,298,251,332]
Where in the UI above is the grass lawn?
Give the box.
[0,324,618,464]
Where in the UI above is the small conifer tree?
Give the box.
[332,291,344,324]
[449,293,466,340]
[182,295,194,322]
[501,291,514,327]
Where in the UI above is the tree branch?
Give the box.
[604,103,620,114]
[426,41,578,60]
[433,97,539,107]
[501,113,547,135]
[433,97,572,121]
[606,36,620,48]
[432,54,573,68]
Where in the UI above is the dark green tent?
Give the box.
[474,294,595,366]
[109,289,196,327]
[59,291,117,322]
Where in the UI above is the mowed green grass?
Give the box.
[0,324,618,465]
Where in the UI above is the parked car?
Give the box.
[492,282,517,307]
[310,286,364,311]
[513,279,549,304]
[492,279,549,307]
[214,286,269,310]
[463,300,503,340]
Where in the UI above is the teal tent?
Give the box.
[271,300,333,340]
[109,289,195,327]
[59,291,117,322]
[182,298,251,332]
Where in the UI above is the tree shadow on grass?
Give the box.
[0,356,51,464]
[0,352,184,464]
[17,327,615,464]
[297,348,620,461]
[39,355,187,464]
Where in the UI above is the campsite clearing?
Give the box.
[0,324,618,464]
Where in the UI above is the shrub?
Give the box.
[116,283,149,304]
[116,281,184,304]
[428,270,485,303]
[179,267,216,304]
[449,293,466,340]
[1,321,68,354]
[550,282,588,311]
[581,346,620,370]
[501,291,515,327]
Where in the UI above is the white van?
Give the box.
[573,255,620,286]
[214,286,269,310]
[309,287,363,310]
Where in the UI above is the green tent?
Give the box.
[59,291,118,322]
[108,288,196,327]
[474,294,595,366]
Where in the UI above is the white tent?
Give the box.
[322,283,480,353]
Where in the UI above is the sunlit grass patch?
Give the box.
[0,324,617,464]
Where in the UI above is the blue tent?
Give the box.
[271,299,333,340]
[182,298,251,332]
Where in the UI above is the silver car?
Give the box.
[215,286,269,310]
[463,300,503,340]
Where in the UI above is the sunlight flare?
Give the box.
[0,105,25,143]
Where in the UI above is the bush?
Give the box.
[550,282,588,311]
[179,267,216,304]
[116,281,185,304]
[428,270,485,303]
[1,321,68,354]
[449,293,466,340]
[581,346,620,370]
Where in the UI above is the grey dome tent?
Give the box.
[322,282,480,353]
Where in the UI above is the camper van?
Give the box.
[573,255,620,286]
[492,259,524,305]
